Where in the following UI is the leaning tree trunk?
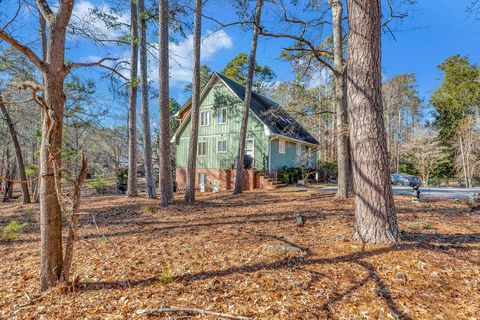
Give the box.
[2,148,14,203]
[158,0,174,206]
[330,0,352,199]
[127,0,139,197]
[346,0,399,244]
[139,0,156,199]
[233,0,263,195]
[185,0,202,202]
[0,96,30,203]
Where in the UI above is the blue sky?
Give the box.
[1,0,479,127]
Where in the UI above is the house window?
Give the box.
[279,139,286,154]
[198,141,207,156]
[296,143,302,156]
[200,111,210,126]
[217,137,227,153]
[246,138,254,158]
[217,108,227,124]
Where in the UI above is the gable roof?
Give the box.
[173,72,319,146]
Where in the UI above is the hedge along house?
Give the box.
[172,73,319,191]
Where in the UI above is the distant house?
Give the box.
[172,72,319,191]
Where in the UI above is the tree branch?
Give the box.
[257,27,336,74]
[35,0,55,22]
[67,57,119,69]
[0,30,46,72]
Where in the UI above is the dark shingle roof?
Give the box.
[216,72,319,145]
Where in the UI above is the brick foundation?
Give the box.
[176,168,271,192]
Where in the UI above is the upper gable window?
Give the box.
[279,139,286,154]
[217,108,227,125]
[200,111,210,126]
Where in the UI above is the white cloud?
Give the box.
[71,0,129,39]
[75,28,233,88]
[167,30,233,86]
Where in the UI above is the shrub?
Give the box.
[278,166,304,184]
[158,267,174,284]
[116,168,128,185]
[1,220,27,239]
[87,178,109,194]
[316,160,337,182]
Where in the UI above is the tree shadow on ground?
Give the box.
[79,230,479,318]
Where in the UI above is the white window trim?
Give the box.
[200,110,210,126]
[217,107,228,125]
[198,141,207,157]
[216,137,228,153]
[296,143,302,156]
[279,139,286,154]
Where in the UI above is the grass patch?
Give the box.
[411,221,437,231]
[143,205,157,214]
[1,220,28,239]
[158,267,174,284]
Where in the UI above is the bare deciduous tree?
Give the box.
[402,129,448,186]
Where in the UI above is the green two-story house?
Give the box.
[172,72,319,191]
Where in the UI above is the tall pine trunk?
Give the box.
[158,0,174,206]
[233,0,263,195]
[139,0,156,198]
[127,0,139,197]
[185,0,202,202]
[346,0,399,244]
[0,96,30,203]
[330,0,352,199]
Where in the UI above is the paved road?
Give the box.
[315,185,480,200]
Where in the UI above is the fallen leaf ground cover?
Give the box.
[0,190,479,319]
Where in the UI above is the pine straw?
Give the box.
[0,191,479,319]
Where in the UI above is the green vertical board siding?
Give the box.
[175,82,268,170]
[270,139,317,170]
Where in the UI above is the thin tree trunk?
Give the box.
[346,0,399,244]
[139,0,156,199]
[185,0,202,202]
[0,96,30,203]
[35,12,47,205]
[459,134,469,188]
[331,0,352,199]
[61,154,88,283]
[2,148,14,202]
[127,0,139,197]
[233,0,263,195]
[158,0,174,206]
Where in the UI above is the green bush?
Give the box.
[116,168,128,185]
[87,178,109,194]
[1,220,27,239]
[279,166,304,184]
[25,165,39,177]
[316,160,337,182]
